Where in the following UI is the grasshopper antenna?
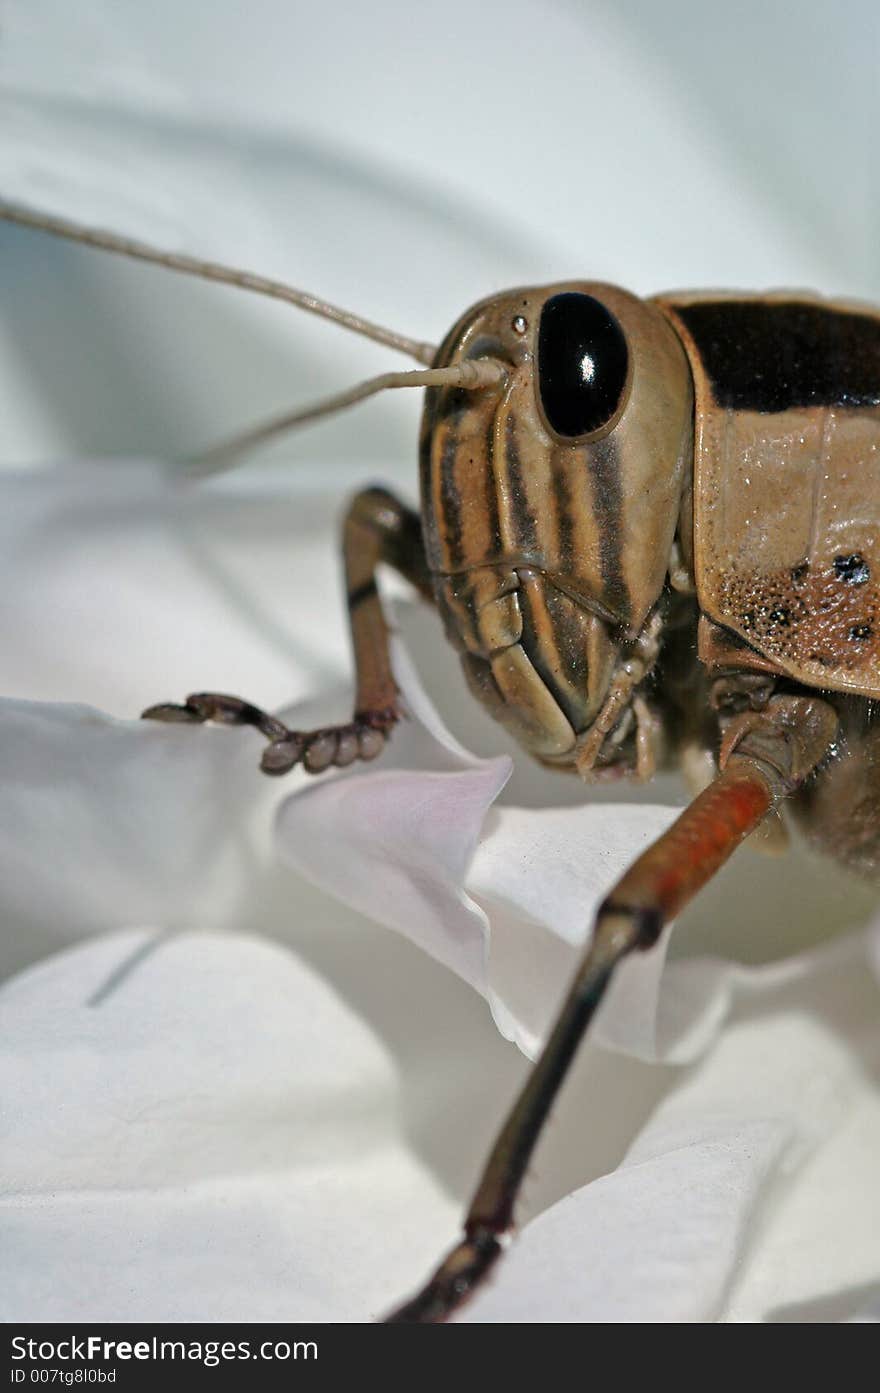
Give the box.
[183,359,508,478]
[1,199,508,478]
[0,201,437,365]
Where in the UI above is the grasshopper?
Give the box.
[3,202,879,1322]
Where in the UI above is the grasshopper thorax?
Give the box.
[419,283,694,775]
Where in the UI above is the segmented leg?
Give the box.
[385,693,838,1322]
[143,487,433,775]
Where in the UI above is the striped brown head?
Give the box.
[420,283,694,774]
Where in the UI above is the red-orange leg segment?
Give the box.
[385,694,838,1323]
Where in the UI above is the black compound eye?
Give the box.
[538,292,629,438]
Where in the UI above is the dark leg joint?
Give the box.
[142,692,287,742]
[384,1226,503,1324]
[347,578,379,611]
[596,899,664,953]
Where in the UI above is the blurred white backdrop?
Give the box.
[3,0,879,469]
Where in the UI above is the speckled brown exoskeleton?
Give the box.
[4,203,879,1323]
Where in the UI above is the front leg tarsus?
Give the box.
[142,691,398,775]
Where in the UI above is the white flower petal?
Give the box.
[277,633,695,1059]
[278,761,510,993]
[276,643,879,1072]
[0,929,463,1321]
[0,698,267,947]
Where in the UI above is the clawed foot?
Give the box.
[142,691,398,775]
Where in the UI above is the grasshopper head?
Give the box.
[420,283,694,774]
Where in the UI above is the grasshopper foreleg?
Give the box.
[143,486,433,776]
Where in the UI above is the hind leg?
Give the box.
[386,694,838,1321]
